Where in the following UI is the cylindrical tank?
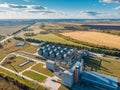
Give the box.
[74,66,79,84]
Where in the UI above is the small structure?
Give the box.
[61,70,74,87]
[19,59,33,67]
[15,41,25,46]
[46,60,56,71]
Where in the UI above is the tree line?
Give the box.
[14,36,120,57]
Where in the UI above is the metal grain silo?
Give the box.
[56,52,63,60]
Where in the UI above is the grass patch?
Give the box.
[23,70,47,82]
[32,63,54,77]
[0,39,38,61]
[0,67,48,90]
[58,85,69,90]
[2,55,36,72]
[18,33,84,47]
[20,43,38,53]
[84,56,120,78]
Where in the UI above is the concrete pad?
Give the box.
[44,76,61,90]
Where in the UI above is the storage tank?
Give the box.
[38,48,43,55]
[57,47,61,50]
[56,52,63,60]
[63,48,68,51]
[43,50,49,57]
[74,66,80,84]
[47,47,52,51]
[49,51,56,59]
[52,45,56,49]
[46,44,50,47]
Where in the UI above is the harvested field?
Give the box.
[0,25,28,35]
[0,78,23,90]
[62,31,120,49]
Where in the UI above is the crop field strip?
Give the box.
[62,31,120,49]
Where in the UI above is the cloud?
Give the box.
[0,3,65,19]
[114,6,120,10]
[27,9,56,14]
[99,0,120,3]
[80,11,103,16]
[8,4,27,9]
[29,5,46,10]
[23,0,29,2]
[0,3,46,10]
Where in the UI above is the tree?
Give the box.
[0,43,3,48]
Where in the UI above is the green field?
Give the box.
[32,63,54,77]
[84,56,120,78]
[2,55,36,72]
[0,67,48,90]
[0,39,39,61]
[18,33,84,47]
[23,70,47,82]
[58,85,69,90]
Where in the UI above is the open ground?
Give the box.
[62,31,120,49]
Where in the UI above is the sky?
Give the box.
[0,0,120,19]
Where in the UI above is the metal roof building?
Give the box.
[81,71,119,90]
[46,60,56,71]
[61,70,74,87]
[15,41,25,46]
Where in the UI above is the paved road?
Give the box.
[31,69,50,78]
[0,35,14,43]
[0,52,60,90]
[0,53,49,89]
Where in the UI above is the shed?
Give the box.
[15,41,25,46]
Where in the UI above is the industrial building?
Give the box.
[38,44,120,90]
[81,71,119,90]
[46,60,56,71]
[38,44,88,68]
